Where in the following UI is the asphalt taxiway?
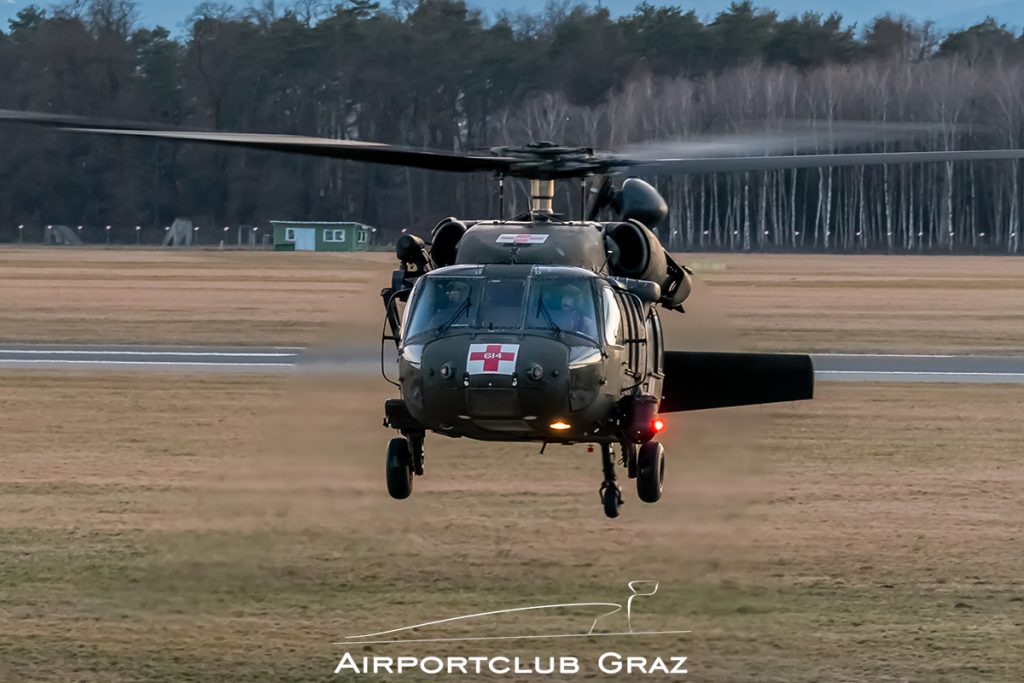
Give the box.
[0,345,1022,383]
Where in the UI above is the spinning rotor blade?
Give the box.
[613,148,1024,176]
[0,109,515,174]
[616,120,952,160]
[4,108,1024,178]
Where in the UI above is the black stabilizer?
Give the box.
[660,351,814,413]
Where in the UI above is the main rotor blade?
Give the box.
[616,121,952,160]
[615,149,1024,176]
[0,109,515,174]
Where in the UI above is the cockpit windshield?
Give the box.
[403,271,599,341]
[525,278,599,340]
[404,277,483,339]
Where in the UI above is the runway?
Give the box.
[0,344,1023,383]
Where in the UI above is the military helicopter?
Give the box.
[5,110,1024,518]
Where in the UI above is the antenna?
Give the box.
[498,174,505,221]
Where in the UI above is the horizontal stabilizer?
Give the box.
[660,351,814,412]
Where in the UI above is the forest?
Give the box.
[2,0,1024,252]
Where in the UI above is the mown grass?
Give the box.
[1,372,1022,681]
[0,247,1021,352]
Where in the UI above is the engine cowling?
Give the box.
[604,219,691,308]
[430,218,468,267]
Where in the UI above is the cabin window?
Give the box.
[648,311,663,374]
[601,287,623,346]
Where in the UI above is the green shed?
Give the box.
[271,220,375,252]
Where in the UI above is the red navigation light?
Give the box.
[652,418,666,433]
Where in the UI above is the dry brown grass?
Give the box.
[1,247,1021,352]
[694,253,1024,353]
[1,371,1022,681]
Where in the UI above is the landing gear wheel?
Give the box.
[598,443,622,518]
[601,483,622,519]
[636,440,665,503]
[386,437,414,500]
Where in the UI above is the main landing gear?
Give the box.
[386,432,424,500]
[598,443,623,518]
[597,440,666,518]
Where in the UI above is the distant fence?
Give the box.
[5,223,275,248]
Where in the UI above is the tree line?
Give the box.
[1,0,1024,252]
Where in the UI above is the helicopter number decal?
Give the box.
[496,233,549,245]
[466,344,519,375]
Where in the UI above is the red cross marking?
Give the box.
[468,344,516,372]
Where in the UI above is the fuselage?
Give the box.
[396,262,663,443]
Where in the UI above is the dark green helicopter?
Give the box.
[5,111,1024,518]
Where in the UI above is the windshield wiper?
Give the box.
[437,296,471,335]
[535,296,562,335]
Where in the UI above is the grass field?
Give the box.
[1,249,1022,681]
[1,372,1022,681]
[0,247,1021,352]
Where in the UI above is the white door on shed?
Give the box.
[294,228,315,251]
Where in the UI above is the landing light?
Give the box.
[550,420,572,431]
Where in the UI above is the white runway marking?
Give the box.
[0,349,297,357]
[0,359,296,368]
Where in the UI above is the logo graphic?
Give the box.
[336,580,688,646]
[496,233,549,245]
[466,343,518,375]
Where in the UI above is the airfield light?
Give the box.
[549,420,571,431]
[18,225,23,244]
[76,225,82,232]
[164,226,170,231]
[223,226,229,232]
[652,418,666,434]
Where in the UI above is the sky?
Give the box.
[1,0,1022,34]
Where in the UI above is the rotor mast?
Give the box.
[529,178,555,215]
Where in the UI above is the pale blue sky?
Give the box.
[2,0,1022,34]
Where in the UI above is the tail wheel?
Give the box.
[636,440,665,503]
[386,437,414,500]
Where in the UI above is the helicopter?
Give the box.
[5,110,1024,518]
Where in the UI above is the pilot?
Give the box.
[429,280,469,328]
[552,284,597,338]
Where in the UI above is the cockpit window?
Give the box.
[404,272,600,341]
[404,277,480,338]
[526,278,599,340]
[479,278,526,330]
